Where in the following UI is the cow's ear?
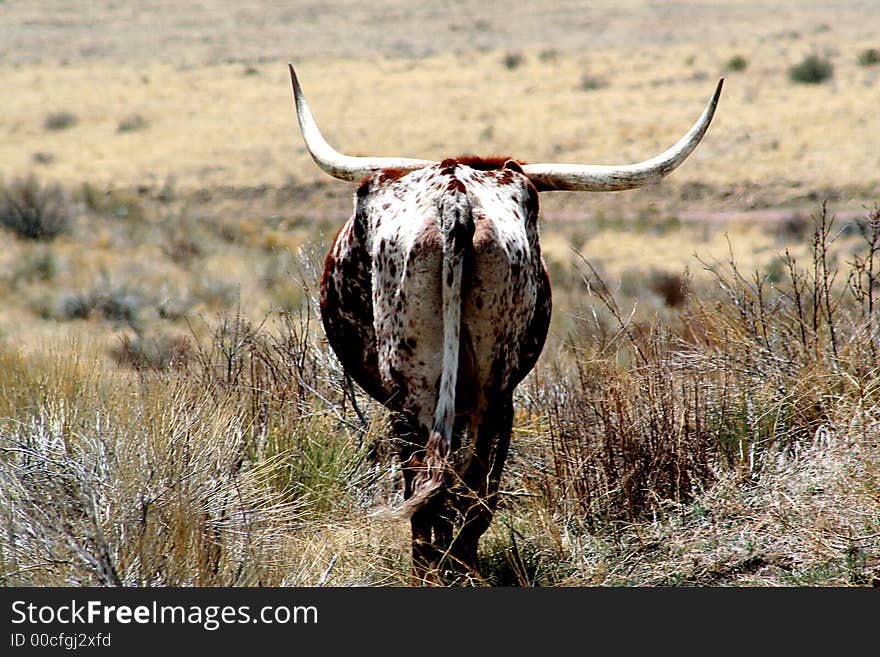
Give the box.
[503,159,524,174]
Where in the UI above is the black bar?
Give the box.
[0,587,871,652]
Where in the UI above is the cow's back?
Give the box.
[320,160,551,442]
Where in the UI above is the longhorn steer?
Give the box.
[288,64,722,584]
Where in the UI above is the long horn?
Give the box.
[521,78,724,192]
[289,63,434,182]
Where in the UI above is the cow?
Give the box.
[288,63,722,584]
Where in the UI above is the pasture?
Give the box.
[1,1,879,586]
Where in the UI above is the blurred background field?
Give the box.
[1,1,878,586]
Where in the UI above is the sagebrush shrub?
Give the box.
[43,111,78,131]
[788,54,834,84]
[0,176,71,240]
[726,55,748,72]
[857,48,880,66]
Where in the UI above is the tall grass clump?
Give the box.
[684,205,880,465]
[0,382,288,586]
[543,265,715,526]
[0,257,407,586]
[540,204,880,527]
[0,175,71,240]
[499,204,880,586]
[185,304,390,513]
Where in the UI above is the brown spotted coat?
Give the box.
[319,157,551,582]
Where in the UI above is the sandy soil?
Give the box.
[2,1,878,218]
[3,1,879,66]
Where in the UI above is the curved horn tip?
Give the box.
[705,77,724,121]
[713,77,724,102]
[288,63,299,89]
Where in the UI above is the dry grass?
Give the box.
[479,206,880,586]
[2,206,878,587]
[0,313,411,586]
[2,38,879,209]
